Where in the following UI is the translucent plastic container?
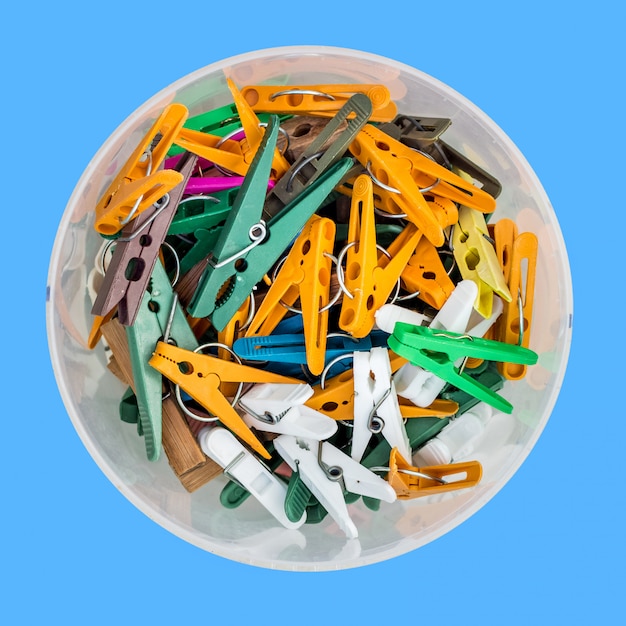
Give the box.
[46,45,573,571]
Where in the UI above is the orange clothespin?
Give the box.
[491,219,538,380]
[173,79,290,179]
[348,124,496,246]
[386,448,482,499]
[239,83,397,122]
[244,215,336,375]
[148,342,300,459]
[94,103,188,235]
[338,174,421,338]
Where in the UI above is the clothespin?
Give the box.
[186,115,354,329]
[243,215,335,375]
[125,260,199,461]
[233,329,390,368]
[198,426,306,529]
[351,347,410,462]
[148,341,300,459]
[385,448,483,499]
[238,383,338,440]
[451,204,512,318]
[338,174,421,338]
[491,219,538,380]
[273,434,397,539]
[388,322,538,413]
[381,115,502,199]
[348,124,496,246]
[91,152,197,326]
[94,103,188,235]
[263,93,372,219]
[239,83,396,122]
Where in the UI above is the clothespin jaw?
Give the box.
[388,323,538,413]
[491,219,538,380]
[239,83,397,122]
[125,260,199,461]
[148,341,301,459]
[386,448,482,499]
[348,124,496,246]
[339,174,421,338]
[94,103,188,235]
[452,205,512,318]
[244,215,336,375]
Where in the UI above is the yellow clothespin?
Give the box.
[386,448,482,499]
[244,215,336,375]
[94,103,188,235]
[491,219,538,380]
[239,83,397,122]
[451,205,512,318]
[348,124,496,246]
[338,174,421,338]
[148,342,301,459]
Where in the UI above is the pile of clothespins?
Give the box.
[87,80,539,538]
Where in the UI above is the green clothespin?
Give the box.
[388,323,538,414]
[285,462,313,523]
[168,189,237,236]
[187,114,354,329]
[126,261,198,461]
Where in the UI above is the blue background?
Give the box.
[2,2,622,623]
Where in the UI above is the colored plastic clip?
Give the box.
[91,152,197,326]
[243,215,335,375]
[94,103,188,235]
[452,205,512,318]
[240,83,396,122]
[348,124,496,246]
[491,219,538,380]
[198,426,306,529]
[125,260,199,461]
[187,115,354,329]
[263,93,372,219]
[234,329,390,368]
[388,322,538,413]
[385,448,483,499]
[148,341,300,459]
[338,175,421,338]
[274,434,397,539]
[352,347,411,462]
[239,384,338,440]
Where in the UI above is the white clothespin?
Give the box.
[273,434,397,539]
[352,347,411,462]
[239,383,338,440]
[374,303,432,334]
[394,280,502,407]
[198,426,306,530]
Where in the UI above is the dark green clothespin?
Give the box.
[187,114,354,329]
[388,323,538,414]
[126,261,198,461]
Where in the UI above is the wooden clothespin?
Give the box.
[338,174,421,338]
[94,103,188,235]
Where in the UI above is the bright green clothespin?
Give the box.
[388,323,538,414]
[187,114,354,329]
[126,261,198,461]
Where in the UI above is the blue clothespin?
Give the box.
[233,330,390,365]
